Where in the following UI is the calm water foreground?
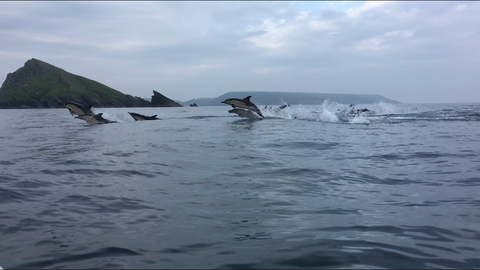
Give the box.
[0,102,479,269]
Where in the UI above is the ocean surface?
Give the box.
[1,101,479,269]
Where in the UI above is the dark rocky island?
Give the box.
[0,58,182,108]
[151,90,182,107]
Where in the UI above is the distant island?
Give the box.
[179,91,400,107]
[0,58,400,109]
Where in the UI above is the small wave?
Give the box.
[157,242,221,254]
[102,150,149,157]
[11,247,141,268]
[263,141,340,151]
[216,236,479,268]
[0,160,15,165]
[234,231,271,241]
[39,168,158,178]
[55,195,164,215]
[184,115,225,120]
[318,225,473,242]
[10,179,56,189]
[1,218,62,235]
[450,177,480,187]
[0,188,28,203]
[0,187,49,204]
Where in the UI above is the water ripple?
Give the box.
[56,195,163,214]
[1,105,480,269]
[12,247,141,268]
[39,168,160,178]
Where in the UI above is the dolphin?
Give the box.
[275,103,290,111]
[221,96,263,117]
[64,101,94,116]
[128,112,160,121]
[228,108,263,120]
[337,104,355,115]
[75,113,116,124]
[356,108,370,113]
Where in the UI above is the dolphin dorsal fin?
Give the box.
[152,115,157,118]
[243,96,252,101]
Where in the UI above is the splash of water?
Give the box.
[350,114,371,124]
[317,100,340,123]
[260,100,389,124]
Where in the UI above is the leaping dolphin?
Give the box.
[356,108,370,113]
[275,103,290,112]
[128,112,160,121]
[228,108,263,119]
[221,96,263,117]
[64,101,94,116]
[75,113,116,124]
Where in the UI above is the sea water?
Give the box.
[0,102,479,269]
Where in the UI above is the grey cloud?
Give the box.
[0,1,479,103]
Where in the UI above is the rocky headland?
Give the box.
[0,58,182,108]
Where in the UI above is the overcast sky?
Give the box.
[1,1,479,104]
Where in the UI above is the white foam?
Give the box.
[258,100,408,124]
[317,101,340,122]
[351,115,370,124]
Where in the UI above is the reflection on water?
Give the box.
[0,104,479,268]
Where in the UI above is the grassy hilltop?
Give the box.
[0,59,181,108]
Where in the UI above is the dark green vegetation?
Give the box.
[0,59,182,108]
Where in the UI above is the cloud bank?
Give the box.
[1,1,479,103]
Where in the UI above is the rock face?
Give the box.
[150,90,182,107]
[0,58,171,108]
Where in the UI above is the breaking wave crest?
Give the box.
[261,101,480,123]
